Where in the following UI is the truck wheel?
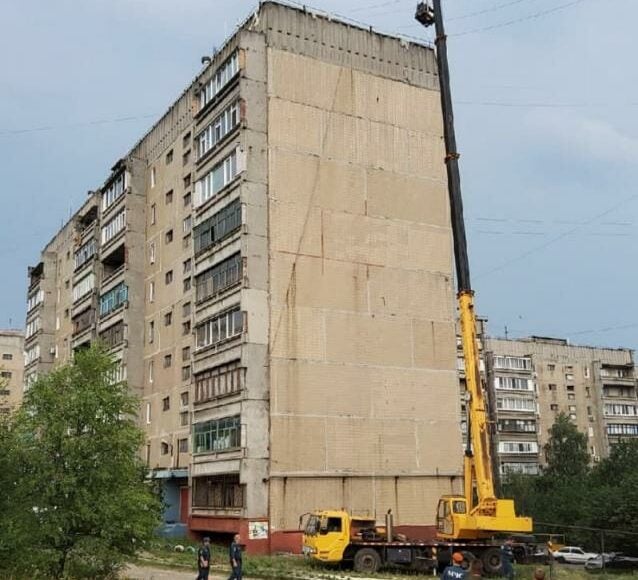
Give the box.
[354,548,382,573]
[460,551,476,570]
[482,547,502,575]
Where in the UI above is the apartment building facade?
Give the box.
[24,1,464,550]
[0,330,25,414]
[484,336,637,476]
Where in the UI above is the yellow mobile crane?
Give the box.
[301,1,533,574]
[415,0,533,542]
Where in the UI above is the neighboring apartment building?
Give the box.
[485,336,637,476]
[24,1,463,550]
[0,330,25,414]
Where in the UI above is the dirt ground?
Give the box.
[124,563,229,579]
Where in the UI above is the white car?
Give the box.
[552,546,598,564]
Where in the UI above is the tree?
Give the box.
[0,346,161,578]
[543,412,590,480]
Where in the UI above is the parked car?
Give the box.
[585,553,638,570]
[552,546,598,564]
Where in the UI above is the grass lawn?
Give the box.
[133,542,638,580]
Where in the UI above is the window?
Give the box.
[194,149,240,208]
[604,403,637,417]
[182,366,191,381]
[148,360,154,383]
[199,51,240,110]
[195,360,245,402]
[102,172,127,211]
[566,385,575,391]
[548,363,555,371]
[182,321,191,336]
[146,402,152,424]
[494,376,533,392]
[193,415,241,453]
[196,100,240,159]
[73,308,94,335]
[565,373,574,381]
[184,174,192,189]
[165,270,174,285]
[183,131,191,148]
[568,393,576,400]
[586,387,591,398]
[183,191,191,206]
[180,411,189,426]
[179,438,189,453]
[166,149,174,165]
[72,273,95,302]
[149,281,155,303]
[151,167,156,188]
[584,366,590,378]
[64,308,69,318]
[192,474,244,509]
[99,320,124,348]
[195,307,244,350]
[25,344,40,365]
[569,405,577,412]
[163,354,172,368]
[497,419,536,433]
[165,190,173,204]
[194,199,242,255]
[607,424,638,436]
[165,229,174,244]
[183,215,192,233]
[1,371,12,379]
[2,354,12,361]
[27,290,44,312]
[183,258,192,274]
[496,397,535,412]
[26,316,41,339]
[182,346,190,361]
[195,253,242,303]
[183,233,192,250]
[164,311,172,326]
[550,404,558,411]
[183,150,190,166]
[601,367,632,379]
[548,383,556,391]
[161,442,170,455]
[587,406,592,415]
[493,356,532,371]
[99,283,128,316]
[500,463,539,476]
[149,242,156,264]
[162,396,170,411]
[182,302,191,317]
[181,391,189,406]
[148,321,155,344]
[74,239,97,270]
[101,209,126,245]
[498,441,539,455]
[150,204,156,225]
[183,277,191,292]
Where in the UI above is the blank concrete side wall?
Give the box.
[267,47,462,530]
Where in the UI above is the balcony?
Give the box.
[101,244,126,287]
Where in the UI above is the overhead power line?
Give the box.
[0,113,159,137]
[475,192,638,280]
[450,0,589,37]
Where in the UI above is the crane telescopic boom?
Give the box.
[415,0,532,539]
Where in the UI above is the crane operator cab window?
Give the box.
[320,516,343,534]
[453,500,467,514]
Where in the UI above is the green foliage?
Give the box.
[503,413,638,552]
[0,346,161,579]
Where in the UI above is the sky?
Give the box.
[1,0,637,350]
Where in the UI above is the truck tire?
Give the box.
[461,551,476,569]
[482,547,502,575]
[354,548,382,573]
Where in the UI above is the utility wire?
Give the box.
[447,0,537,21]
[450,0,589,37]
[475,192,638,280]
[0,113,158,137]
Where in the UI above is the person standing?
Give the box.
[501,538,515,580]
[441,552,468,580]
[227,533,243,580]
[196,536,211,580]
